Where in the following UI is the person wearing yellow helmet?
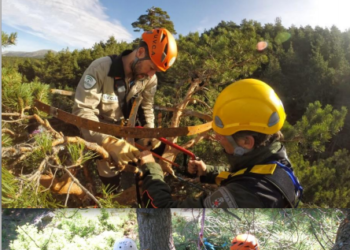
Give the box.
[73,28,177,191]
[138,79,302,208]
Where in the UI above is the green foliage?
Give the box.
[96,185,128,208]
[66,142,96,166]
[8,210,129,250]
[2,31,17,47]
[35,132,53,156]
[3,14,350,208]
[282,102,349,207]
[98,208,117,231]
[1,167,60,208]
[2,133,13,147]
[1,67,50,113]
[172,209,343,250]
[132,6,177,34]
[3,209,345,250]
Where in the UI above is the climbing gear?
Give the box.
[212,78,286,136]
[34,100,212,138]
[198,208,206,250]
[113,76,130,122]
[113,238,138,250]
[231,234,260,250]
[215,161,303,208]
[141,28,178,71]
[108,54,140,124]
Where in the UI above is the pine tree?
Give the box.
[132,6,177,34]
[2,31,17,47]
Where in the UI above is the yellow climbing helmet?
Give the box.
[212,79,286,136]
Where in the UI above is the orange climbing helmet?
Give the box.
[142,28,177,71]
[231,234,260,250]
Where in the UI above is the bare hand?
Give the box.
[188,159,207,176]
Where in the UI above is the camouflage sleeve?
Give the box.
[72,57,110,145]
[141,162,206,208]
[140,162,243,208]
[140,76,157,128]
[199,164,231,184]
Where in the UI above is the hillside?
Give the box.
[2,49,56,58]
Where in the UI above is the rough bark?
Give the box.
[137,209,175,250]
[332,209,350,250]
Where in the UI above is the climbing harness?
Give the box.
[215,161,303,208]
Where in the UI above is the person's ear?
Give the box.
[136,47,146,58]
[243,135,255,150]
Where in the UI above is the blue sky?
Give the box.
[2,0,350,52]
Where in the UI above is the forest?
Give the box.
[2,208,349,250]
[2,7,350,209]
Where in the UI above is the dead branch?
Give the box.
[187,98,212,111]
[52,136,109,159]
[41,159,103,207]
[181,132,209,149]
[3,113,63,138]
[2,145,34,158]
[126,96,143,146]
[2,128,16,136]
[2,112,22,117]
[160,78,204,171]
[154,106,211,121]
[50,89,75,96]
[20,106,32,117]
[61,167,102,207]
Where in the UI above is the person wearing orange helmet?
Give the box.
[73,28,177,190]
[231,234,260,250]
[138,79,302,208]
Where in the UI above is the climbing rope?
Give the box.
[198,208,206,250]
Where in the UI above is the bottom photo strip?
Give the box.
[1,208,349,250]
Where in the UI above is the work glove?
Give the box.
[137,138,161,150]
[102,137,140,166]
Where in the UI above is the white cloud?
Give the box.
[2,0,133,50]
[245,0,350,31]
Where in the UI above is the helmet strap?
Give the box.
[225,135,252,156]
[132,47,151,73]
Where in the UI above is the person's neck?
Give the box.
[122,50,136,80]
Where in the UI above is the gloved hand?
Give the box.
[137,138,161,150]
[102,137,140,166]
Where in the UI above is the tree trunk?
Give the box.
[137,209,175,250]
[332,209,350,250]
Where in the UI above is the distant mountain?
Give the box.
[2,50,56,58]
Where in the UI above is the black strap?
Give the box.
[108,55,131,120]
[114,77,130,119]
[225,165,297,208]
[262,167,296,207]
